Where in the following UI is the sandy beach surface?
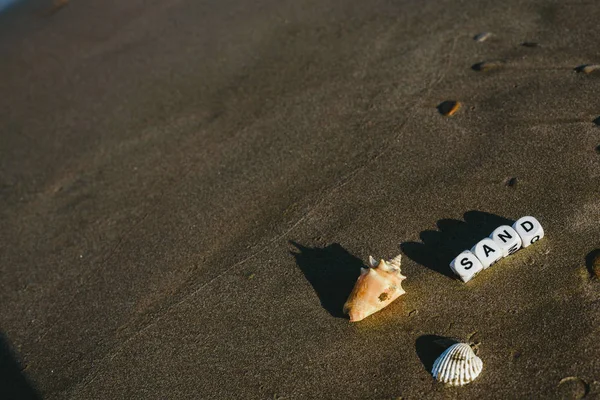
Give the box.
[1,0,599,398]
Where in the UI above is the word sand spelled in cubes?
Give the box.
[450,216,544,282]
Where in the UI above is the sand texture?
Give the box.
[1,0,599,398]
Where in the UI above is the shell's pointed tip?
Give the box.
[368,255,378,267]
[347,311,365,323]
[389,254,402,265]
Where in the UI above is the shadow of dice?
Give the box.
[450,216,544,282]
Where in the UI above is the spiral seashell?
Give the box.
[432,343,483,386]
[343,255,406,322]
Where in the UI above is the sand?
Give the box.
[0,0,599,398]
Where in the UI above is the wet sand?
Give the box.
[1,0,599,398]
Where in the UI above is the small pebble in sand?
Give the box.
[432,343,483,386]
[473,32,492,42]
[505,177,518,187]
[575,64,600,74]
[472,61,504,72]
[437,101,461,116]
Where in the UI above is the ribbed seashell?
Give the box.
[432,343,483,386]
[343,255,406,322]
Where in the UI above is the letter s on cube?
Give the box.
[471,238,503,269]
[513,216,544,248]
[450,250,483,282]
[490,225,522,257]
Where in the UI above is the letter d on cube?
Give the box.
[513,216,544,248]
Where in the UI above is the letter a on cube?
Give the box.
[450,250,483,282]
[513,216,544,248]
[490,225,522,257]
[471,238,502,269]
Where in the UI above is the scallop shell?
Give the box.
[432,343,483,386]
[343,255,406,322]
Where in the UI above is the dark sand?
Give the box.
[1,0,599,398]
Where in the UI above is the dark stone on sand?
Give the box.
[437,100,460,116]
[505,177,517,187]
[473,32,492,42]
[575,64,600,74]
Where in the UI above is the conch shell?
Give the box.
[343,255,406,322]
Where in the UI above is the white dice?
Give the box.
[471,238,502,269]
[513,216,544,248]
[450,250,484,282]
[449,215,544,282]
[490,225,522,257]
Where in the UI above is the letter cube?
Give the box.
[490,225,522,257]
[471,238,503,269]
[513,216,544,248]
[450,250,484,282]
